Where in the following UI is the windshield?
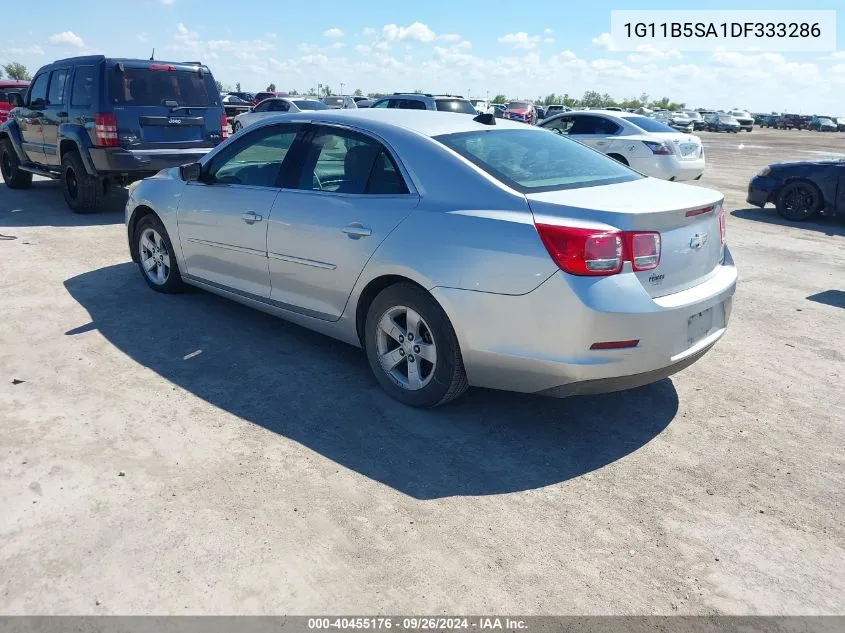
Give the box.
[435,99,477,114]
[730,111,750,117]
[434,129,641,193]
[719,115,735,122]
[620,115,677,133]
[294,100,330,110]
[507,101,530,109]
[684,111,702,119]
[109,67,218,107]
[323,97,344,106]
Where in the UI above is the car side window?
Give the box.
[28,73,50,106]
[544,116,574,134]
[372,100,389,108]
[253,100,270,112]
[569,115,609,135]
[70,65,96,107]
[397,99,426,110]
[268,100,289,112]
[297,127,409,195]
[47,69,69,106]
[207,125,300,188]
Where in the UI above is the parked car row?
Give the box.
[755,112,845,131]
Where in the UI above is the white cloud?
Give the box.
[544,28,553,35]
[440,33,461,42]
[160,0,176,4]
[627,44,682,64]
[2,45,45,56]
[498,32,541,50]
[383,22,436,43]
[323,28,344,39]
[48,31,85,48]
[591,32,616,50]
[331,42,344,49]
[362,27,376,37]
[137,32,149,43]
[543,38,554,44]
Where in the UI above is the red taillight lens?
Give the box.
[148,64,176,71]
[95,113,119,147]
[628,232,661,271]
[718,206,726,244]
[643,140,673,155]
[536,224,624,276]
[536,225,663,276]
[221,114,232,139]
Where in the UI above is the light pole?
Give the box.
[340,82,345,96]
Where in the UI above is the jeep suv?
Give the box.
[0,55,228,213]
[370,93,477,114]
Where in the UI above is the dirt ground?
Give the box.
[1,127,843,615]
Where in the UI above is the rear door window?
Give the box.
[70,66,97,107]
[568,115,619,135]
[109,66,218,107]
[47,69,69,106]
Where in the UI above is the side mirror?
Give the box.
[7,92,23,107]
[180,162,202,182]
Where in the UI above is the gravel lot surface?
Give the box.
[1,127,843,614]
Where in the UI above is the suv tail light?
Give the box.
[535,224,663,276]
[643,140,673,155]
[221,114,232,139]
[95,113,119,147]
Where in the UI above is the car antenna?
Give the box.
[150,48,155,61]
[473,112,496,126]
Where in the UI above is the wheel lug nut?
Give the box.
[399,349,405,356]
[413,345,420,353]
[408,333,414,341]
[399,335,404,343]
[408,355,415,363]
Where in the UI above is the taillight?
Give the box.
[148,64,176,71]
[95,113,119,147]
[536,224,663,276]
[628,232,661,271]
[718,206,726,244]
[643,140,673,155]
[536,225,624,276]
[221,114,232,139]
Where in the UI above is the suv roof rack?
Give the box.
[393,92,433,97]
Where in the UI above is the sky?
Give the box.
[1,0,844,114]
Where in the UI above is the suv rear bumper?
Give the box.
[89,147,213,175]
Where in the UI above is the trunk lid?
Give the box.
[647,132,703,161]
[106,62,224,150]
[528,178,724,298]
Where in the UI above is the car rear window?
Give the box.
[293,100,330,110]
[434,128,642,193]
[108,66,219,107]
[435,99,477,115]
[620,115,677,133]
[0,88,26,103]
[323,97,344,106]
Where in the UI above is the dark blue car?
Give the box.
[747,159,845,221]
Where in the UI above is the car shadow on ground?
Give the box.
[0,180,126,227]
[807,290,845,309]
[64,263,680,500]
[731,207,845,237]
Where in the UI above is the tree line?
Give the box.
[3,61,689,110]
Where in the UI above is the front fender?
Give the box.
[57,123,96,175]
[0,120,27,163]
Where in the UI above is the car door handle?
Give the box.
[342,223,372,239]
[242,211,263,224]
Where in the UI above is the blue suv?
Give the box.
[0,55,228,212]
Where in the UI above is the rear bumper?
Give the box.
[432,250,738,396]
[746,176,778,207]
[89,147,213,175]
[631,155,705,182]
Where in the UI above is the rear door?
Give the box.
[41,67,70,167]
[266,124,419,320]
[106,62,224,151]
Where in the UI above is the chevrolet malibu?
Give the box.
[125,109,737,407]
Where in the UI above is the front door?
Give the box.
[266,124,419,320]
[17,72,50,161]
[176,123,305,298]
[41,67,70,166]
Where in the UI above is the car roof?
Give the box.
[251,108,533,137]
[0,80,30,87]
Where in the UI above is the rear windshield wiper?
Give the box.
[164,101,214,112]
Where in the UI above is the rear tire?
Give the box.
[61,150,102,213]
[776,181,822,222]
[364,283,468,408]
[0,138,33,189]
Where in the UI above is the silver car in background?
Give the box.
[125,109,737,407]
[232,97,330,132]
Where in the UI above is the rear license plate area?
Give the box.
[687,307,714,345]
[680,143,698,157]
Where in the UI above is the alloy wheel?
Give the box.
[139,228,172,286]
[375,306,438,390]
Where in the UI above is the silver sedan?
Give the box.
[125,109,737,407]
[232,97,329,133]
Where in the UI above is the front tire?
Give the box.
[61,150,102,213]
[0,138,33,189]
[134,214,184,293]
[364,283,468,407]
[776,181,822,222]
